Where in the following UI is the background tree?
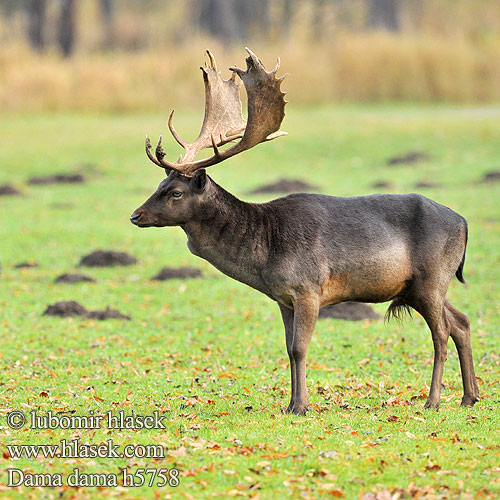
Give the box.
[367,0,400,32]
[59,0,76,57]
[27,0,46,52]
[195,0,270,42]
[198,0,238,42]
[100,0,115,49]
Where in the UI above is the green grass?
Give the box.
[0,105,499,499]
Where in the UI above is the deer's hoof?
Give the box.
[424,399,440,410]
[460,395,479,407]
[284,403,308,416]
[291,406,308,416]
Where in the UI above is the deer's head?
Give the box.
[130,48,287,228]
[130,170,208,227]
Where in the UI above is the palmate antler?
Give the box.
[146,47,287,177]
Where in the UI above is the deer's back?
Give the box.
[259,192,466,304]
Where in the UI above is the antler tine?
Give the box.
[167,110,187,148]
[206,49,217,70]
[271,57,280,75]
[150,135,184,172]
[210,134,223,158]
[237,47,264,73]
[277,72,289,83]
[265,131,288,141]
[155,136,165,160]
[145,135,165,168]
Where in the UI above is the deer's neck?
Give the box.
[181,181,271,295]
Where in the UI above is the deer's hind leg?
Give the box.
[412,291,479,410]
[445,299,479,407]
[406,283,451,410]
[419,300,450,410]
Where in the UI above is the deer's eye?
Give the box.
[171,190,183,198]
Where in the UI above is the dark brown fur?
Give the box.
[131,170,479,415]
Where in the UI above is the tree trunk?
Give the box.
[233,0,270,39]
[100,0,114,49]
[367,0,400,32]
[281,0,295,37]
[27,0,46,52]
[200,0,239,42]
[59,0,76,57]
[312,0,327,40]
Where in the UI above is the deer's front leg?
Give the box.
[279,303,296,413]
[288,296,319,416]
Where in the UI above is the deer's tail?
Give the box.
[455,219,468,284]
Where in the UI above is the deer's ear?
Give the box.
[191,169,207,192]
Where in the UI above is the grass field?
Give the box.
[0,105,499,499]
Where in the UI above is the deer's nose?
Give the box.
[130,212,142,225]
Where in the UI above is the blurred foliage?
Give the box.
[0,0,499,109]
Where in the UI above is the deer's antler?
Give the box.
[146,48,287,176]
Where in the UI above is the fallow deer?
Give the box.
[130,49,478,415]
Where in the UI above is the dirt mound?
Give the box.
[79,250,137,267]
[414,181,441,189]
[0,184,21,196]
[87,307,131,321]
[55,273,95,283]
[480,170,500,183]
[251,179,319,194]
[43,301,89,317]
[28,173,85,185]
[387,151,431,166]
[151,267,202,281]
[43,301,130,320]
[15,261,38,268]
[372,181,392,189]
[319,302,380,321]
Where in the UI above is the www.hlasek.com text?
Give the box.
[7,438,166,460]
